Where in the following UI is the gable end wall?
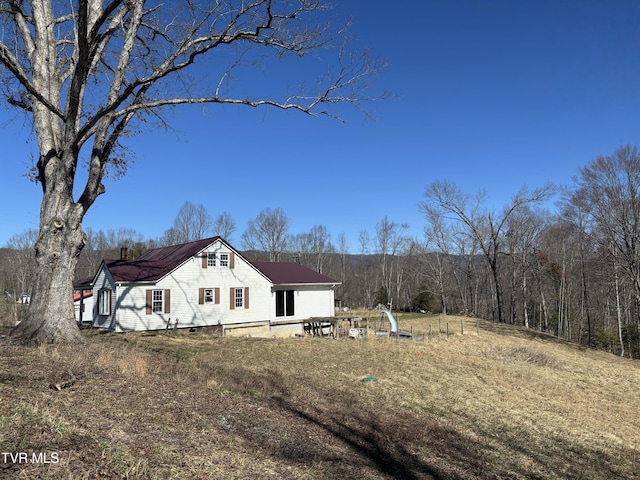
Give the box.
[109,240,271,332]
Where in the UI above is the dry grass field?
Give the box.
[1,313,639,479]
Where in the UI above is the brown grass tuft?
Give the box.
[494,344,560,367]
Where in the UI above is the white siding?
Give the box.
[91,266,117,330]
[74,294,93,323]
[111,239,272,332]
[271,286,335,321]
[294,286,335,319]
[93,238,337,334]
[113,284,158,331]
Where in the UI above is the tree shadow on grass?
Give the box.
[220,367,495,479]
[274,398,442,479]
[218,365,633,479]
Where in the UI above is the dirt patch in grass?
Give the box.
[1,320,639,479]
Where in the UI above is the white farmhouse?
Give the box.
[87,236,339,336]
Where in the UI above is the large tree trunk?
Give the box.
[11,231,85,345]
[11,165,86,345]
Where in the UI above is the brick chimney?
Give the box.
[120,246,128,260]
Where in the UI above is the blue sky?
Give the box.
[2,1,640,252]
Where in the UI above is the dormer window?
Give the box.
[202,251,234,269]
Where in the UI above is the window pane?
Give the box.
[204,288,214,304]
[152,290,163,312]
[275,290,284,317]
[235,288,243,308]
[286,290,295,316]
[220,254,229,267]
[207,252,217,267]
[99,289,111,315]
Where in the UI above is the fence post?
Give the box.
[460,319,464,335]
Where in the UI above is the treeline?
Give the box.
[416,145,640,359]
[3,145,640,358]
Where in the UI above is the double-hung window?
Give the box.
[204,288,214,304]
[199,287,220,305]
[152,290,164,313]
[229,287,248,309]
[146,289,170,315]
[203,251,233,269]
[234,288,244,309]
[98,288,111,316]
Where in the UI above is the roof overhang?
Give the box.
[272,282,341,288]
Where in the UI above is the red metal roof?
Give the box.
[73,291,93,302]
[104,237,220,283]
[102,258,175,282]
[94,236,339,286]
[135,237,219,263]
[252,262,339,285]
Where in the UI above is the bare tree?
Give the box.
[213,211,236,242]
[335,232,349,306]
[77,227,145,278]
[504,206,547,328]
[1,1,384,344]
[357,229,373,308]
[293,224,333,273]
[559,190,596,345]
[161,201,213,244]
[421,180,554,324]
[242,207,289,261]
[374,216,409,309]
[158,228,181,248]
[570,145,640,324]
[423,210,455,315]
